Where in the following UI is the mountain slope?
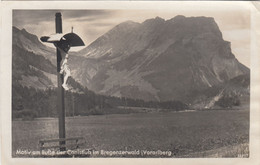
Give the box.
[12,26,86,92]
[75,15,249,102]
[192,73,250,109]
[13,26,56,64]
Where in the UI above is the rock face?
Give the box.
[75,15,249,102]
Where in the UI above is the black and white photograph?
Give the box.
[1,1,260,163]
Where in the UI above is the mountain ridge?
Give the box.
[74,15,249,102]
[12,15,250,106]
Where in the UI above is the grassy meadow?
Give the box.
[12,109,249,157]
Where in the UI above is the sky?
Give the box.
[13,8,251,68]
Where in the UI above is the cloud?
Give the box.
[13,10,59,27]
[13,10,118,27]
[63,10,117,19]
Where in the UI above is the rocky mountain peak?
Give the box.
[71,16,249,102]
[142,16,165,24]
[111,20,140,32]
[169,15,186,21]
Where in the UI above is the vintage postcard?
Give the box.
[1,1,260,165]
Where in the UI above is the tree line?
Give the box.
[12,83,188,120]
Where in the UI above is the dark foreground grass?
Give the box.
[12,109,249,157]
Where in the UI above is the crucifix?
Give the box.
[40,12,85,151]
